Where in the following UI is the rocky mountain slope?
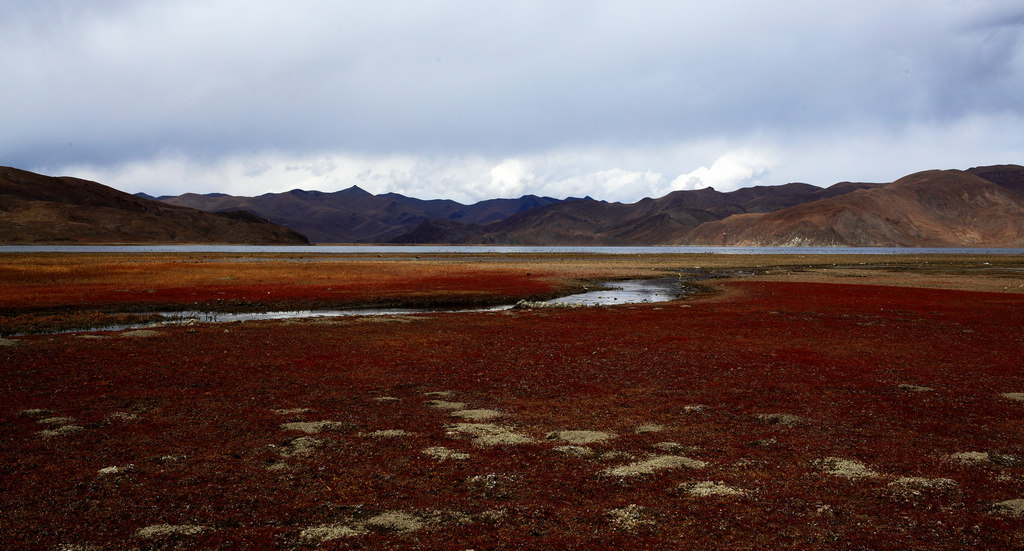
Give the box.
[0,167,309,244]
[158,187,565,243]
[682,169,1024,247]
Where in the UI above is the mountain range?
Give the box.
[0,166,308,244]
[154,164,1024,247]
[2,164,1023,247]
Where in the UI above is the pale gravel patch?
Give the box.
[546,430,615,445]
[422,446,470,461]
[364,511,425,533]
[446,423,535,446]
[40,425,84,437]
[76,334,108,340]
[603,455,707,477]
[815,457,880,479]
[898,384,933,392]
[266,461,291,471]
[757,413,808,427]
[635,423,665,433]
[426,400,468,410]
[991,499,1024,517]
[654,442,689,453]
[450,409,503,421]
[280,421,346,434]
[272,408,311,415]
[106,412,140,421]
[553,445,596,458]
[0,337,20,346]
[374,396,401,403]
[683,405,706,413]
[98,465,134,476]
[367,429,414,438]
[607,504,655,530]
[889,477,958,492]
[948,451,992,466]
[683,481,746,497]
[136,524,208,538]
[18,408,52,418]
[55,544,103,551]
[1002,393,1024,402]
[38,416,75,426]
[278,436,323,458]
[121,330,161,338]
[300,524,365,541]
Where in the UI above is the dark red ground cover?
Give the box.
[2,281,1024,549]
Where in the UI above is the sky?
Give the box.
[2,1,1022,204]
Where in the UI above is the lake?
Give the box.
[3,245,1024,254]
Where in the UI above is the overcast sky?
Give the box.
[2,1,1022,203]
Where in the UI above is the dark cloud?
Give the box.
[1,1,1020,200]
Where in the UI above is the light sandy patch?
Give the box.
[683,481,746,497]
[554,445,596,458]
[98,465,134,476]
[364,511,425,533]
[121,330,161,338]
[56,544,103,551]
[757,413,808,427]
[374,396,401,403]
[0,337,20,346]
[38,416,75,426]
[683,405,706,413]
[599,451,636,462]
[889,477,957,493]
[447,423,534,446]
[992,499,1024,517]
[423,446,470,461]
[107,412,140,421]
[300,523,365,541]
[546,430,615,445]
[636,423,665,433]
[423,391,455,398]
[266,461,291,471]
[280,421,346,434]
[367,429,413,438]
[747,438,779,449]
[607,504,655,530]
[272,408,311,415]
[18,408,52,418]
[426,400,468,410]
[654,442,689,453]
[898,384,933,392]
[1002,393,1024,402]
[40,425,84,437]
[278,436,323,458]
[604,455,707,477]
[450,409,503,421]
[76,335,108,340]
[815,457,880,479]
[136,524,208,538]
[948,451,992,466]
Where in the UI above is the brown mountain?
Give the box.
[392,181,883,245]
[682,168,1024,247]
[0,167,309,244]
[159,188,563,243]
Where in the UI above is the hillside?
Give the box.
[682,169,1024,247]
[160,187,564,243]
[0,167,309,244]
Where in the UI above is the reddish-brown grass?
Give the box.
[3,260,1024,549]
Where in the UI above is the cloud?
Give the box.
[2,1,1021,202]
[670,150,778,192]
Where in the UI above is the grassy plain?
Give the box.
[2,251,1024,549]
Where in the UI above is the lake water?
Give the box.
[3,245,1024,255]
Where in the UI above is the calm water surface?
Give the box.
[3,245,1024,254]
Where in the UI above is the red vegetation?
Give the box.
[2,280,1024,549]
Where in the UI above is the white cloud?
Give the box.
[670,150,778,192]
